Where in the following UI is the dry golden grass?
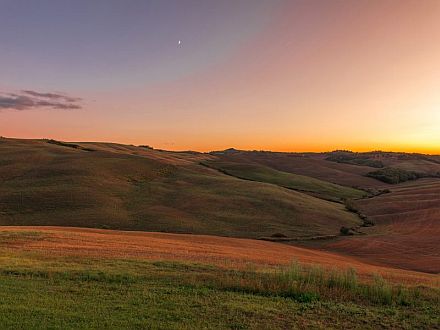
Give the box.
[0,226,437,287]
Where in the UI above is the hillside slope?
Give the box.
[325,178,440,273]
[0,226,435,285]
[0,226,438,329]
[211,150,387,188]
[202,160,366,201]
[0,138,359,238]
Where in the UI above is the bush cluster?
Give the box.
[367,167,426,184]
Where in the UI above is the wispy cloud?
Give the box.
[0,90,82,111]
[22,90,82,103]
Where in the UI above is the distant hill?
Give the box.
[325,150,440,178]
[0,138,360,239]
[201,160,366,202]
[211,149,440,187]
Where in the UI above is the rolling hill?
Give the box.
[203,149,440,273]
[201,160,366,201]
[325,178,440,273]
[0,138,360,239]
[210,149,388,188]
[1,138,439,274]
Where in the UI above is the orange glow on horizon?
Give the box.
[1,1,439,155]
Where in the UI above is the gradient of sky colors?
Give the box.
[1,0,439,153]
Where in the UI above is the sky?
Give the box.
[1,0,439,153]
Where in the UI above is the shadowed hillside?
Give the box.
[206,149,440,273]
[210,150,387,188]
[201,160,367,201]
[0,138,360,238]
[325,178,440,273]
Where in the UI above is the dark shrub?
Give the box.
[340,227,354,235]
[367,167,426,184]
[271,233,288,238]
[344,199,359,213]
[45,139,94,152]
[362,218,375,227]
[326,152,384,168]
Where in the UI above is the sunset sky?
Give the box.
[1,0,439,153]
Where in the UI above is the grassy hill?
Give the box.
[0,227,437,329]
[0,138,360,238]
[202,160,366,201]
[1,138,439,278]
[325,151,440,182]
[211,150,386,188]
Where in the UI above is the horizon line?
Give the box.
[2,135,439,156]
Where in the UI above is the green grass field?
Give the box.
[202,160,367,201]
[0,250,438,329]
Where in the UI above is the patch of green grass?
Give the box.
[0,251,438,329]
[191,262,431,307]
[326,152,384,168]
[202,160,366,201]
